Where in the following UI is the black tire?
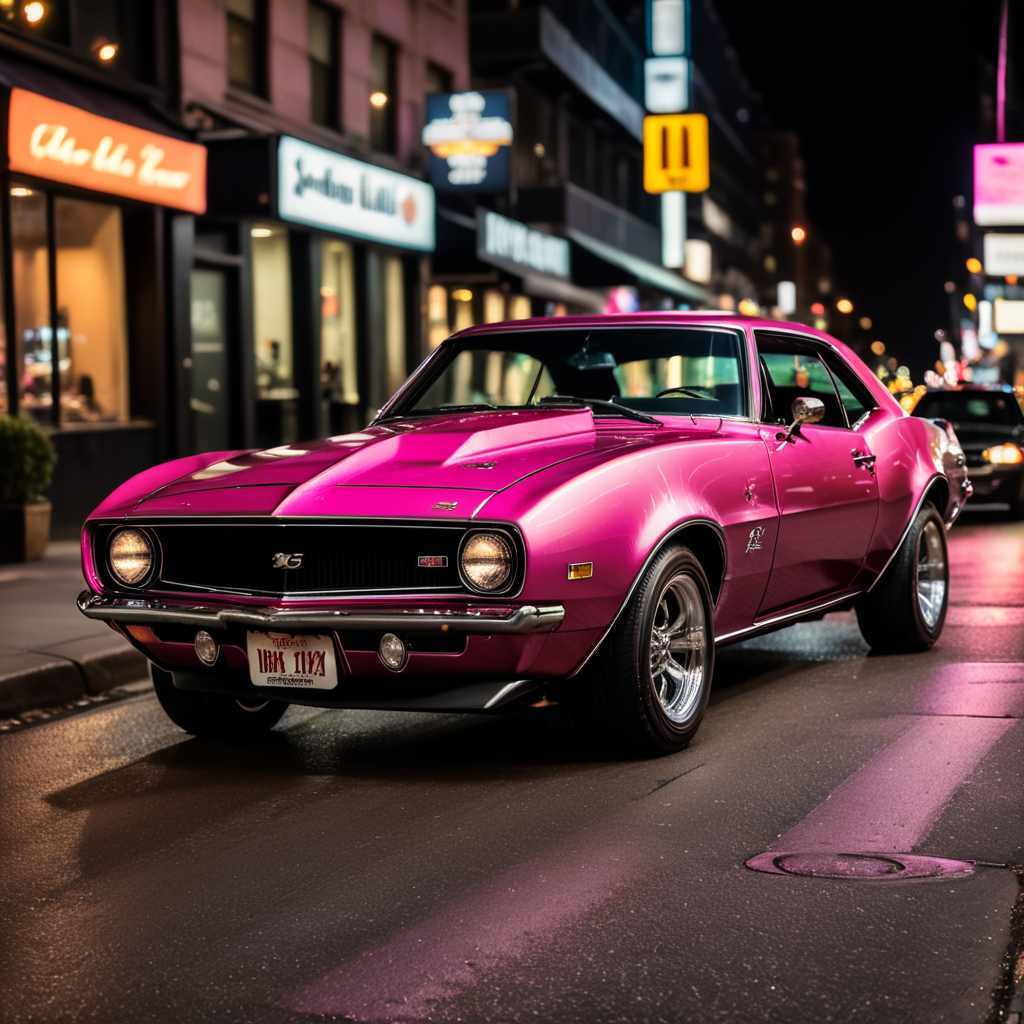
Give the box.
[856,503,949,653]
[567,545,715,758]
[151,665,288,738]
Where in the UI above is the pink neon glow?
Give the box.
[973,143,1024,225]
[770,716,1013,854]
[283,830,640,1019]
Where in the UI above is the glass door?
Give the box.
[189,268,231,452]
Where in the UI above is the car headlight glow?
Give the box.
[982,443,1024,465]
[460,531,515,593]
[108,528,155,586]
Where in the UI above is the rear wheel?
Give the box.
[151,665,288,737]
[568,545,714,758]
[856,503,948,652]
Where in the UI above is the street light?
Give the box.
[791,226,806,244]
[24,1,44,23]
[370,92,388,108]
[837,298,853,314]
[964,294,978,311]
[966,257,982,274]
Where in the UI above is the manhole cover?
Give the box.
[746,851,976,880]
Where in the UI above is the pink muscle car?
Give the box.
[78,314,969,756]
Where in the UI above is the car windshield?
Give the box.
[913,391,1024,428]
[384,327,747,420]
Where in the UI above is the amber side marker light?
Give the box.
[568,562,594,580]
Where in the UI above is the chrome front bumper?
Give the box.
[77,591,565,635]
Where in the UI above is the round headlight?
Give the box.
[460,531,514,593]
[108,528,154,586]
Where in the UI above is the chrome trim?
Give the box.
[715,590,864,644]
[566,517,727,680]
[483,679,538,709]
[864,479,944,594]
[77,590,565,634]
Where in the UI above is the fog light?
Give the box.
[195,630,219,666]
[379,632,407,671]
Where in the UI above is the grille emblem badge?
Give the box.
[432,501,458,510]
[272,552,303,569]
[418,555,448,568]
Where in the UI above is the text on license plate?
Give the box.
[246,631,338,689]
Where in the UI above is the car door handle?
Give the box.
[852,450,876,471]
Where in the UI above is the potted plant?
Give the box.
[0,413,57,562]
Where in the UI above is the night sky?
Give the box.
[713,0,1001,379]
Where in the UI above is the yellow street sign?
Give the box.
[643,113,709,193]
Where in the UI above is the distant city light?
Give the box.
[966,257,982,274]
[964,293,978,311]
[452,289,473,302]
[871,341,886,355]
[859,316,872,330]
[1008,275,1019,284]
[533,143,545,157]
[24,2,44,23]
[791,226,806,243]
[250,227,273,238]
[810,302,825,315]
[944,281,956,294]
[836,298,854,314]
[370,92,388,108]
[737,299,759,316]
[10,187,32,196]
[97,43,117,61]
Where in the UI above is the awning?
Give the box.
[566,228,711,304]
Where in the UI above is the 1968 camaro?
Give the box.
[78,313,970,756]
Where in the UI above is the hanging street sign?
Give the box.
[643,113,708,193]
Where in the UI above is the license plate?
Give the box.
[246,631,338,690]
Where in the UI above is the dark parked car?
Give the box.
[912,385,1024,516]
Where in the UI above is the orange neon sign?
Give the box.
[8,88,206,213]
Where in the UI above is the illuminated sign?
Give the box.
[8,88,207,212]
[423,91,512,192]
[648,0,687,55]
[974,143,1024,226]
[644,57,689,112]
[983,233,1024,276]
[476,209,570,279]
[994,298,1024,334]
[277,136,434,251]
[643,113,708,193]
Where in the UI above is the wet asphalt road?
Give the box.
[2,514,1023,1024]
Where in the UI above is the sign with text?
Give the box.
[8,88,207,212]
[643,113,708,193]
[277,136,435,250]
[974,143,1024,226]
[644,57,689,112]
[423,91,513,192]
[476,209,570,279]
[983,233,1024,277]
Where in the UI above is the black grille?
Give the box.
[149,522,467,596]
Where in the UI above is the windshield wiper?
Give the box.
[380,403,497,420]
[537,395,660,425]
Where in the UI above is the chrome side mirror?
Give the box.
[776,396,825,442]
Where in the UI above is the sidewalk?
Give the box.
[0,541,148,716]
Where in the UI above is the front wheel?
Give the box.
[568,545,715,758]
[151,665,288,738]
[856,503,949,652]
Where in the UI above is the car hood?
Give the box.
[126,409,648,517]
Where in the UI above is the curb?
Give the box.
[0,639,149,718]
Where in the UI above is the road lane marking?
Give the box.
[771,716,1014,854]
[914,663,1024,718]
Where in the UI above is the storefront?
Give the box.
[200,135,435,448]
[0,83,206,534]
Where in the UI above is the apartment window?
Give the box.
[227,0,265,95]
[370,35,397,153]
[309,2,340,128]
[425,62,451,95]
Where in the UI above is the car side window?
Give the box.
[756,335,847,428]
[822,353,877,428]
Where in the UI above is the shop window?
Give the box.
[54,198,129,423]
[309,2,340,129]
[251,225,296,443]
[12,189,51,422]
[228,0,266,96]
[370,35,397,154]
[452,288,474,334]
[319,238,358,419]
[384,255,405,398]
[507,295,531,320]
[483,290,505,324]
[427,284,449,350]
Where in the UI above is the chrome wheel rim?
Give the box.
[916,520,947,630]
[649,573,706,724]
